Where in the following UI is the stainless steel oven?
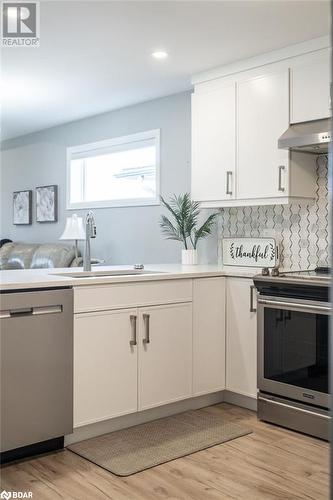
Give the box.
[254,269,330,440]
[258,295,329,407]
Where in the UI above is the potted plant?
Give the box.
[159,193,218,265]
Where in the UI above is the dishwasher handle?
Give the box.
[10,308,33,317]
[1,305,63,319]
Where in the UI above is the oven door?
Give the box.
[258,295,330,408]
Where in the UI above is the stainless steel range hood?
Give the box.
[278,119,331,154]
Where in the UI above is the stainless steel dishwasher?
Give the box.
[0,287,73,462]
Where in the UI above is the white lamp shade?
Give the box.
[60,214,85,241]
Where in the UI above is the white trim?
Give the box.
[65,389,257,446]
[197,196,314,209]
[192,35,330,85]
[66,129,161,210]
[224,390,258,411]
[67,129,160,156]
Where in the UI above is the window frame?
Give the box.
[66,129,161,209]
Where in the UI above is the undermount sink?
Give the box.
[51,269,164,278]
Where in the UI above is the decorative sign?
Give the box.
[222,237,277,268]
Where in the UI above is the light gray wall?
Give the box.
[1,92,217,265]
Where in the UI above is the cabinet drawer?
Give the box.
[74,279,192,313]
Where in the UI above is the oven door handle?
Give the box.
[258,298,330,314]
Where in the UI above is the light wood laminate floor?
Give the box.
[1,404,330,499]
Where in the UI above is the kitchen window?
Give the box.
[67,130,160,209]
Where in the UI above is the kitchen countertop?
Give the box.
[0,264,258,291]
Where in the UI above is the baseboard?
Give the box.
[223,390,258,411]
[65,390,258,445]
[65,392,224,445]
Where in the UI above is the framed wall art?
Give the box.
[13,190,32,225]
[36,185,58,223]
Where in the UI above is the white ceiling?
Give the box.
[1,0,330,140]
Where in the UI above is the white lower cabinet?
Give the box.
[74,308,138,427]
[226,278,257,398]
[193,277,225,395]
[73,276,257,428]
[138,303,193,410]
[74,282,195,427]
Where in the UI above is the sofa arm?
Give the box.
[31,244,76,269]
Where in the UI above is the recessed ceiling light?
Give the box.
[152,51,168,60]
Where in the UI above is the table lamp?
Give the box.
[59,214,85,259]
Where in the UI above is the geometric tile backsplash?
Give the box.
[218,155,329,271]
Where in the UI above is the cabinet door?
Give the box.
[193,277,225,396]
[237,68,289,199]
[192,82,236,202]
[138,303,192,410]
[291,50,331,123]
[74,308,138,427]
[226,278,257,398]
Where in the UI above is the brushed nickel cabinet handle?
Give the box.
[226,171,233,195]
[278,165,285,192]
[142,313,150,344]
[250,285,257,313]
[129,315,137,346]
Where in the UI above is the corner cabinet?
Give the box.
[191,46,330,208]
[290,49,331,124]
[193,277,226,395]
[237,68,289,201]
[226,278,257,399]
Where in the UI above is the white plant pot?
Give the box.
[182,249,198,265]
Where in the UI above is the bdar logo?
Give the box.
[0,492,32,499]
[0,491,11,500]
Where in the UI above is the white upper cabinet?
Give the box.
[237,68,289,200]
[191,82,236,202]
[291,49,331,124]
[191,40,330,208]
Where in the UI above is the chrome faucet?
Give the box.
[83,211,96,272]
